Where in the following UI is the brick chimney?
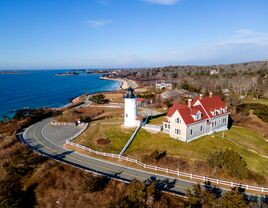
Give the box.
[188,98,192,108]
[209,92,213,98]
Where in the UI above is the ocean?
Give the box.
[0,70,119,119]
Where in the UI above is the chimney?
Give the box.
[188,98,192,108]
[209,92,213,98]
[199,94,203,100]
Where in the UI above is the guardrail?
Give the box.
[66,139,268,193]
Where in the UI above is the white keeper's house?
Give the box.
[163,93,229,142]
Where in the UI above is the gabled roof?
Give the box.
[193,96,226,118]
[177,105,209,125]
[166,95,227,125]
[166,103,187,117]
[137,98,145,102]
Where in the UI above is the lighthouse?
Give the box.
[124,87,137,128]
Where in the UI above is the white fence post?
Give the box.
[64,131,268,194]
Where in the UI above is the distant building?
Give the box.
[163,93,229,142]
[155,81,172,90]
[210,69,219,75]
[137,98,145,107]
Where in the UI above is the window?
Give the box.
[190,129,193,135]
[200,126,203,131]
[164,124,167,128]
[126,114,128,118]
[175,128,181,135]
[168,124,170,129]
[215,121,217,126]
[176,118,181,124]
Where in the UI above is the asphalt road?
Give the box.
[21,118,199,195]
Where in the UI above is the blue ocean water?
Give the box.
[0,70,119,119]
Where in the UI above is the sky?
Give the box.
[0,0,268,69]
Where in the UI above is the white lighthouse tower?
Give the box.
[124,87,137,128]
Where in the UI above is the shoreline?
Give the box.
[100,77,138,90]
[58,77,137,110]
[1,76,137,119]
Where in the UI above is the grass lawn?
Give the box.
[242,97,268,105]
[215,126,268,156]
[74,122,134,154]
[148,115,166,125]
[125,126,268,178]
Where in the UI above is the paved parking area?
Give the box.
[43,123,84,146]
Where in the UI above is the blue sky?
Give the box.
[0,0,268,69]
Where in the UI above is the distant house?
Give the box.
[163,93,229,142]
[137,98,145,107]
[155,81,172,90]
[210,69,219,75]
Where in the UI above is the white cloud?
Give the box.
[218,29,268,47]
[86,19,114,28]
[142,0,179,5]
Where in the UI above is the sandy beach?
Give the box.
[100,77,138,90]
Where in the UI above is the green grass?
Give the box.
[215,126,268,156]
[74,123,133,154]
[126,127,268,177]
[148,115,166,125]
[242,97,268,105]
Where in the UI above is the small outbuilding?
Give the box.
[137,98,145,107]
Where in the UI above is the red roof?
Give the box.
[193,96,226,118]
[177,105,209,125]
[166,95,227,125]
[137,98,145,102]
[166,103,187,117]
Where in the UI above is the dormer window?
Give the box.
[191,111,201,121]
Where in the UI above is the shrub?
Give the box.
[89,94,109,104]
[220,187,248,208]
[207,149,248,179]
[150,150,166,162]
[82,173,110,192]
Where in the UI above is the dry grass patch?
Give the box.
[55,107,104,123]
[74,122,134,154]
[102,92,124,103]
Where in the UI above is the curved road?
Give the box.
[20,118,222,196]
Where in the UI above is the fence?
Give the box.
[51,121,78,127]
[66,139,268,194]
